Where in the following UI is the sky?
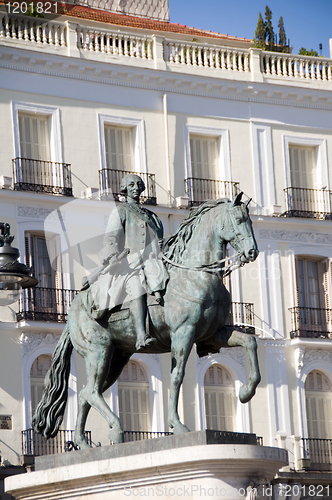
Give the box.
[168,0,332,58]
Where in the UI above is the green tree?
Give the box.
[265,5,274,51]
[254,12,266,49]
[299,47,319,57]
[278,16,287,50]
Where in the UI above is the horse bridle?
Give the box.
[162,203,252,275]
[161,251,243,275]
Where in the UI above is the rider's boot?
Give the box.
[131,295,156,350]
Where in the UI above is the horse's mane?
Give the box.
[163,198,230,264]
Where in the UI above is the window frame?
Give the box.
[196,353,250,433]
[184,125,231,181]
[98,114,147,174]
[283,135,328,191]
[12,101,63,163]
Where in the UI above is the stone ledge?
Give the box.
[6,443,288,500]
[34,430,258,471]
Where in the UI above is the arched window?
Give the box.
[118,361,151,431]
[305,370,332,439]
[30,354,51,419]
[204,364,235,431]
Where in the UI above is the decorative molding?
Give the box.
[196,347,246,369]
[295,347,306,377]
[1,49,332,112]
[260,229,332,245]
[295,347,332,377]
[17,206,61,220]
[20,332,60,358]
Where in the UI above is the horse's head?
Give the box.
[221,192,259,264]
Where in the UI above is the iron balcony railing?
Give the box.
[185,178,239,206]
[12,158,73,196]
[122,431,173,443]
[227,302,255,334]
[99,169,156,205]
[301,438,332,471]
[22,429,92,456]
[284,187,332,219]
[17,287,78,323]
[289,307,332,339]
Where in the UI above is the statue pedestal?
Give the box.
[5,431,288,500]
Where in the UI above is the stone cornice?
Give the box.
[1,46,332,112]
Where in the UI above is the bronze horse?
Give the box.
[33,193,260,449]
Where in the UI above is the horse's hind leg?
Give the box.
[217,327,261,403]
[75,341,124,448]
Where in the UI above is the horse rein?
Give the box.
[161,252,243,275]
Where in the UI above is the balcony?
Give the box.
[284,187,332,219]
[99,169,157,205]
[301,438,332,471]
[289,307,332,339]
[12,158,73,197]
[1,9,332,90]
[185,178,239,206]
[17,287,78,323]
[22,429,92,457]
[227,302,255,334]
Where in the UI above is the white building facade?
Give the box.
[1,0,332,494]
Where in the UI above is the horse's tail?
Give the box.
[32,325,73,439]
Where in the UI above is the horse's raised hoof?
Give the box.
[239,384,255,404]
[109,427,124,444]
[171,422,190,434]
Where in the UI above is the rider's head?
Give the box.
[120,174,146,200]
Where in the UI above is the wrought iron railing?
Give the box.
[185,178,239,206]
[99,169,156,205]
[22,429,92,456]
[12,158,73,196]
[289,307,331,339]
[284,187,332,219]
[301,438,332,471]
[122,431,173,443]
[17,287,78,323]
[227,302,255,334]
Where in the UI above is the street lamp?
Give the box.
[0,223,38,306]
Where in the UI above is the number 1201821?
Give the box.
[6,2,58,14]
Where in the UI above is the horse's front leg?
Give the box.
[217,327,261,403]
[168,327,195,434]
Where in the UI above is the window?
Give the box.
[291,257,331,338]
[104,125,134,171]
[23,233,63,320]
[289,146,317,190]
[305,370,332,439]
[12,102,72,196]
[190,135,219,180]
[30,354,52,418]
[18,113,51,161]
[118,361,151,431]
[284,136,329,217]
[185,127,236,205]
[204,365,235,431]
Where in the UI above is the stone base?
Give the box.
[5,431,288,500]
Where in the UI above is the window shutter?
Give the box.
[104,125,134,172]
[18,114,50,161]
[218,392,226,431]
[227,393,234,432]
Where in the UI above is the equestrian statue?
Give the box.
[33,173,261,449]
